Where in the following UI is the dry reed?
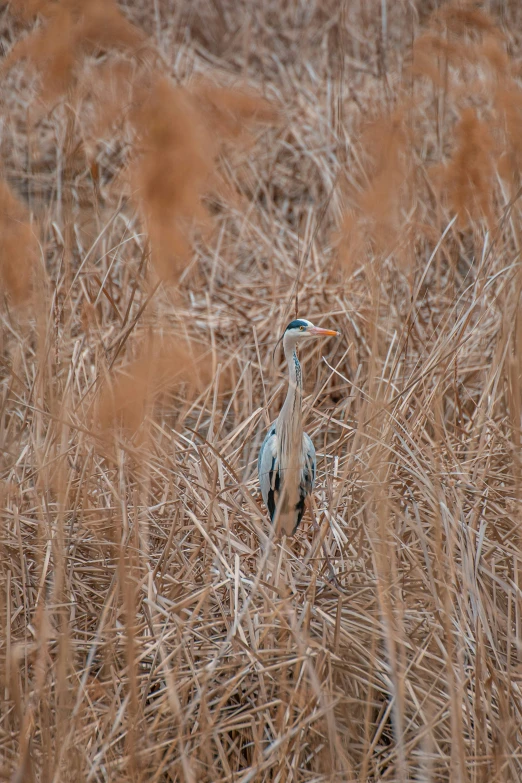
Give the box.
[2,1,522,782]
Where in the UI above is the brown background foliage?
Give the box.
[1,1,522,782]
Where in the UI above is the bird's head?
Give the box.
[284,319,340,342]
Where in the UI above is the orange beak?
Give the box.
[308,326,340,336]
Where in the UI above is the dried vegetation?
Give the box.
[2,1,522,781]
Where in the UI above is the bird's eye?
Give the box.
[299,325,305,331]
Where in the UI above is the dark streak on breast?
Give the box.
[293,489,307,533]
[267,455,280,520]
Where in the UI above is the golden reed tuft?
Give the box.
[339,2,521,255]
[433,6,500,38]
[96,336,208,436]
[3,1,278,285]
[358,110,411,244]
[129,76,278,282]
[411,32,475,86]
[336,108,411,273]
[3,0,147,99]
[447,108,495,227]
[129,77,218,283]
[0,180,38,304]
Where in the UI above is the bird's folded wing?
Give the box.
[257,426,277,509]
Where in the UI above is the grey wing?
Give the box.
[303,433,316,493]
[257,424,278,513]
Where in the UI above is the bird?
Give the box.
[257,318,339,536]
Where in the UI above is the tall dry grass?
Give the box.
[2,1,522,781]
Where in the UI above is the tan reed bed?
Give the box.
[1,1,522,781]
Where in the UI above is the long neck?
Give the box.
[279,336,303,437]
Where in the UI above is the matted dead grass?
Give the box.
[2,1,522,781]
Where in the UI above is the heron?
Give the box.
[257,318,339,536]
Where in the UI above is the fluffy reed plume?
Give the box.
[128,78,218,282]
[5,1,522,780]
[359,111,410,235]
[129,76,277,282]
[411,32,472,86]
[388,6,512,231]
[433,5,500,37]
[481,33,510,75]
[483,35,522,184]
[443,108,495,227]
[411,5,502,87]
[337,109,411,271]
[3,1,277,284]
[8,0,43,20]
[0,179,38,304]
[96,336,206,436]
[3,0,146,99]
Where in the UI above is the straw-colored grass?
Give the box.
[2,1,522,781]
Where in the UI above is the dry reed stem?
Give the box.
[0,179,39,303]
